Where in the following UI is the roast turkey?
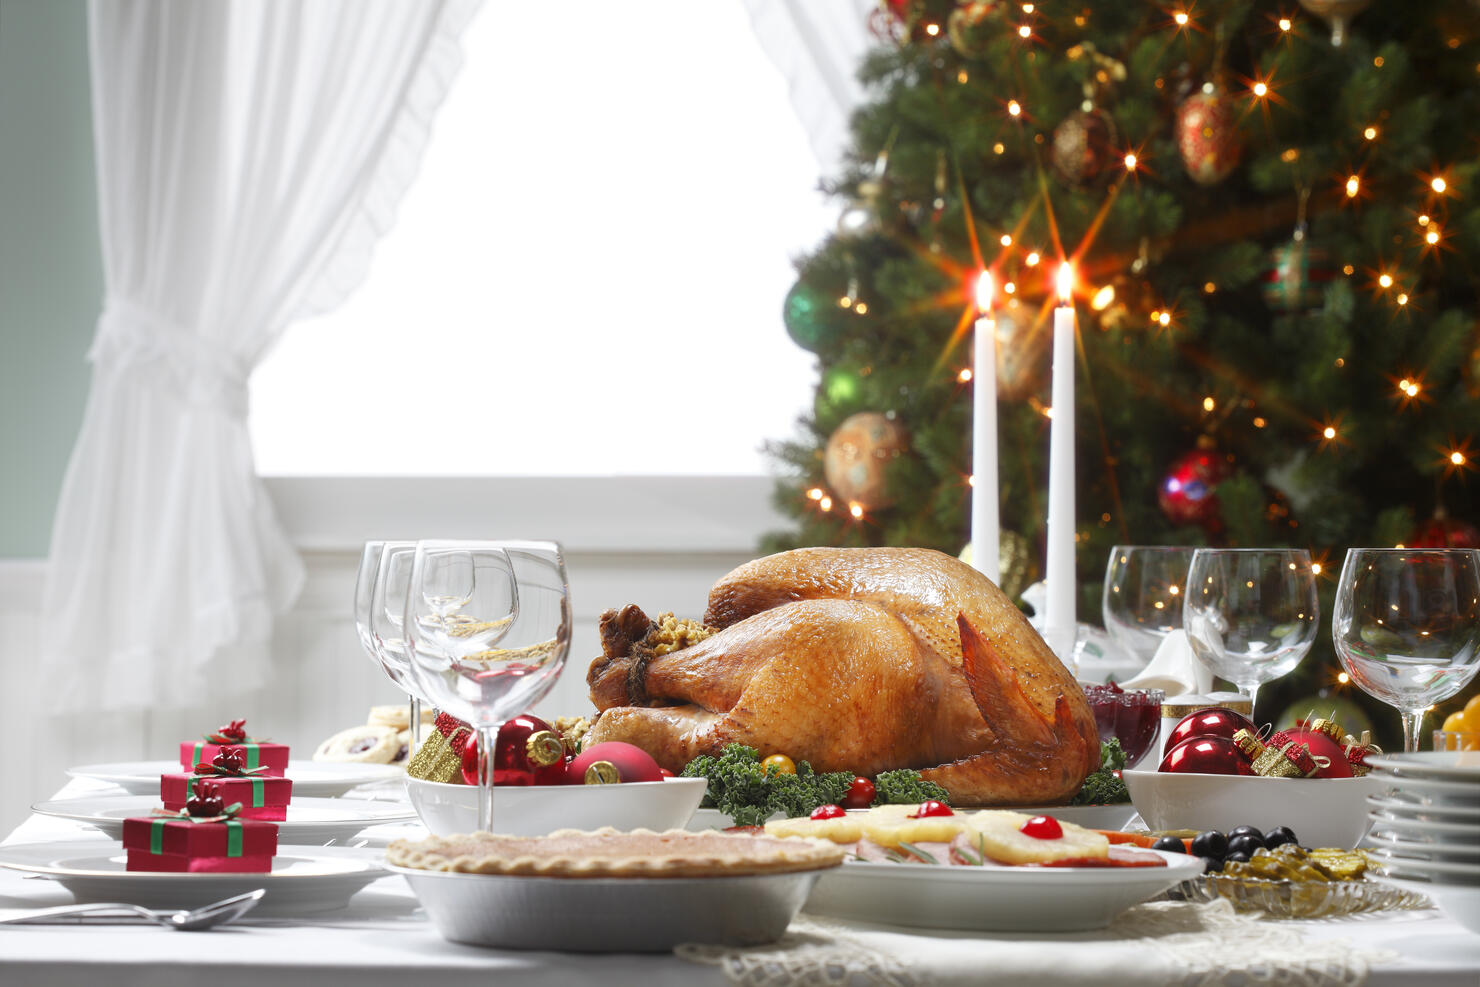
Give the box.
[585,547,1100,805]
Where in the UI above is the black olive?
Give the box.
[1202,855,1225,872]
[1225,850,1253,864]
[1190,830,1228,859]
[1264,825,1298,849]
[1152,836,1187,854]
[1228,825,1264,842]
[1226,833,1265,857]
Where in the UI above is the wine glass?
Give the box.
[403,540,571,832]
[1332,548,1480,752]
[1182,548,1319,718]
[354,541,428,749]
[1102,546,1198,666]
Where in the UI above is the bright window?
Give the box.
[249,0,832,476]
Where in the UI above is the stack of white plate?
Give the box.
[1365,751,1480,934]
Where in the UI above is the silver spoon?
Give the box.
[0,888,265,930]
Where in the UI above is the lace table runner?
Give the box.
[677,899,1396,987]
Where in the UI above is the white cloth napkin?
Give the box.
[1119,630,1214,696]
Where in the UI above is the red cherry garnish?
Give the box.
[909,800,954,819]
[1020,815,1063,840]
[810,804,847,820]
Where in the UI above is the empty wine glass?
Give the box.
[1102,546,1198,666]
[354,540,427,749]
[1332,548,1480,752]
[1183,548,1319,718]
[403,540,571,832]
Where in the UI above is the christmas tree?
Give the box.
[765,0,1480,743]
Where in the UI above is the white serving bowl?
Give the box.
[404,775,707,837]
[1123,768,1380,848]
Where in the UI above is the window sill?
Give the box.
[263,475,787,555]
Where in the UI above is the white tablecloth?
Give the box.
[2,778,1476,987]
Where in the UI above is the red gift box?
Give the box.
[122,816,278,873]
[160,773,293,821]
[179,740,289,777]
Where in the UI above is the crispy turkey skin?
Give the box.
[585,547,1099,805]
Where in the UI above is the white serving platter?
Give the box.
[804,849,1204,932]
[0,842,386,915]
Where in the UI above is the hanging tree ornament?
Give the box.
[1052,107,1118,186]
[1297,0,1371,46]
[991,304,1045,401]
[1176,84,1243,186]
[1158,437,1234,528]
[824,411,909,511]
[783,277,845,353]
[1263,190,1336,313]
[1406,506,1480,549]
[1053,46,1126,186]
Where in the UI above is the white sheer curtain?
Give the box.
[742,0,876,171]
[42,0,481,712]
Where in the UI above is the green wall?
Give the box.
[0,0,101,557]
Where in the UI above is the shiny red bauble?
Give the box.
[1281,727,1354,779]
[1165,707,1258,751]
[459,714,568,787]
[1158,445,1233,527]
[1158,735,1256,775]
[568,741,664,785]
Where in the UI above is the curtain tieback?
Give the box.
[90,298,250,417]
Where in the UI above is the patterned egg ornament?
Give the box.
[1176,89,1242,186]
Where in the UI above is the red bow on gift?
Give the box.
[204,719,251,744]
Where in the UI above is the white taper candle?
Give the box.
[971,272,1000,584]
[1045,262,1077,668]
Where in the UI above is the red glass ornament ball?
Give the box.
[1165,707,1258,751]
[1158,446,1233,527]
[1281,727,1354,779]
[458,714,568,787]
[1158,735,1256,775]
[567,742,664,785]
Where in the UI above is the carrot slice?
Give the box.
[1096,830,1157,848]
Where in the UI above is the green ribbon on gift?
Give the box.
[226,820,242,858]
[193,740,262,771]
[150,818,165,854]
[187,775,265,806]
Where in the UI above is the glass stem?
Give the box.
[408,695,422,750]
[1239,681,1261,723]
[1401,707,1427,754]
[476,723,499,832]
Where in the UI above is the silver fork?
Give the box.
[0,889,265,930]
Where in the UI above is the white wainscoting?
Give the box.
[0,475,784,835]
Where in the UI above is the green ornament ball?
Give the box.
[783,279,841,353]
[822,367,862,408]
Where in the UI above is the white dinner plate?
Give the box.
[1369,850,1480,884]
[1370,775,1480,806]
[1364,830,1480,862]
[31,796,416,845]
[1367,811,1480,839]
[67,760,405,798]
[804,849,1204,932]
[0,841,386,915]
[1366,751,1480,783]
[1366,794,1480,821]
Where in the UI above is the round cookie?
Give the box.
[394,728,412,763]
[314,724,401,764]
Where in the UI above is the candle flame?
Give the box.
[975,272,995,313]
[1056,262,1074,303]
